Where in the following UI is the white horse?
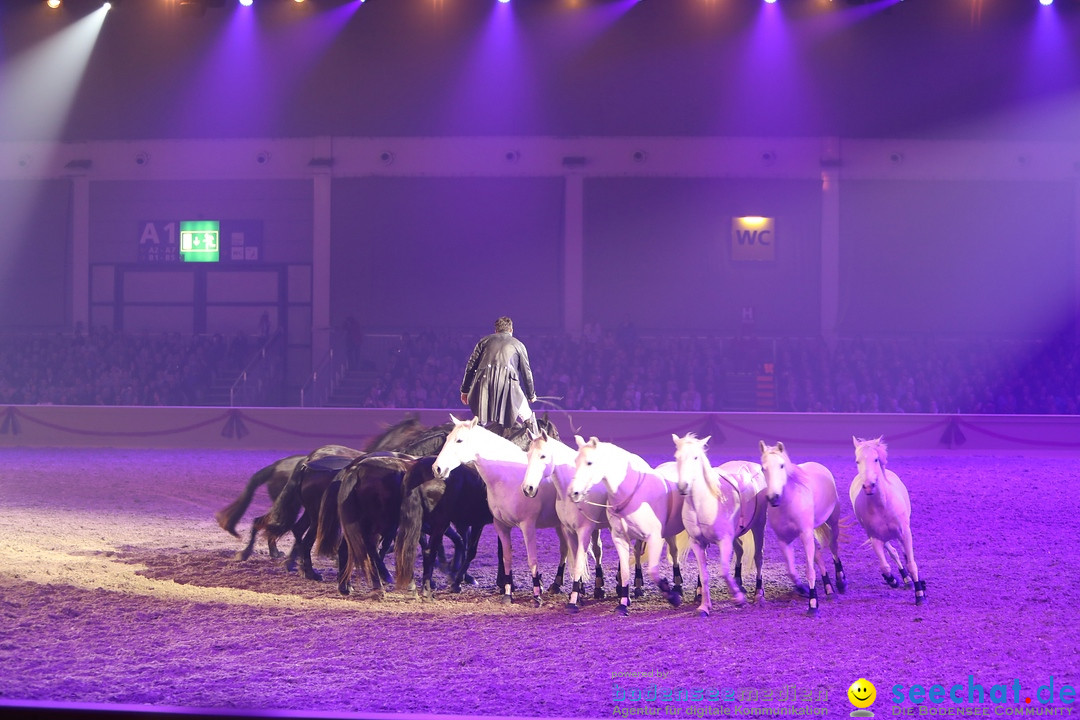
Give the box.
[521,430,607,612]
[759,440,847,616]
[569,435,687,615]
[851,436,926,605]
[673,433,768,617]
[431,415,570,606]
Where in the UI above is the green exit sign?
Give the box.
[180,221,220,263]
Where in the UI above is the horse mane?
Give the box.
[855,436,889,469]
[677,433,727,499]
[764,443,814,491]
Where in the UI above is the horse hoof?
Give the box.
[232,551,246,562]
[593,589,606,601]
[916,595,927,606]
[698,610,710,619]
[269,550,285,560]
[806,607,818,618]
[338,585,350,597]
[884,574,899,588]
[547,583,562,595]
[464,574,477,586]
[533,596,543,608]
[633,588,644,599]
[733,594,747,607]
[837,579,847,594]
[794,583,810,597]
[449,583,462,594]
[615,604,629,617]
[500,594,513,605]
[565,602,580,614]
[667,592,682,607]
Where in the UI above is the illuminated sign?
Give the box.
[731,216,775,262]
[179,221,220,263]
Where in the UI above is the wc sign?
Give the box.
[732,216,775,261]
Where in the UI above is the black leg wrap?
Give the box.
[807,586,818,614]
[673,566,683,586]
[822,572,834,595]
[634,566,644,585]
[899,567,909,579]
[883,572,899,588]
[595,566,603,578]
[617,584,630,598]
[914,579,927,605]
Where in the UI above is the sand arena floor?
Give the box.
[0,446,1078,718]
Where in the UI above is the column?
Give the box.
[563,173,584,336]
[312,172,332,365]
[71,175,90,330]
[820,167,841,340]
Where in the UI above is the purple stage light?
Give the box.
[498,0,511,4]
[764,0,778,4]
[1039,0,1053,5]
[239,0,253,6]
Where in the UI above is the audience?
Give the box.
[0,327,266,406]
[1,324,1076,414]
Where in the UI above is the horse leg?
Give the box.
[691,540,711,618]
[521,522,543,608]
[718,534,746,607]
[495,537,506,591]
[751,521,766,603]
[779,541,808,596]
[564,527,584,612]
[365,531,386,600]
[549,524,568,594]
[651,534,682,607]
[237,519,262,562]
[371,534,394,591]
[801,531,819,616]
[732,536,746,594]
[336,538,352,595]
[590,529,605,600]
[297,514,323,582]
[815,538,834,598]
[886,542,910,587]
[453,523,484,593]
[494,522,514,604]
[633,540,645,598]
[829,512,846,593]
[900,526,925,605]
[612,534,633,616]
[871,537,900,588]
[666,536,685,601]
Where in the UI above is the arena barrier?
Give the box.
[1,405,1077,455]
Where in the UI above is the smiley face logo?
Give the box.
[848,678,877,710]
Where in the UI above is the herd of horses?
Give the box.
[215,413,926,617]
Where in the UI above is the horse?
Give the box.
[215,453,305,559]
[332,452,416,598]
[758,441,847,616]
[394,457,493,599]
[673,433,768,617]
[432,415,571,606]
[520,430,607,612]
[568,435,687,615]
[851,436,925,605]
[249,416,429,580]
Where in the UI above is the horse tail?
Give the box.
[338,469,377,588]
[394,461,429,591]
[214,457,292,537]
[260,464,307,541]
[313,476,343,558]
[813,523,835,551]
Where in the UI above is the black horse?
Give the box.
[215,453,304,559]
[394,456,492,598]
[247,416,428,579]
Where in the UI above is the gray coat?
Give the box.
[460,331,536,427]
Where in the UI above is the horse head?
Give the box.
[673,433,712,496]
[569,435,606,503]
[759,440,791,507]
[521,430,555,499]
[432,414,478,479]
[853,435,888,496]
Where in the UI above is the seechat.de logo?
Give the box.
[849,678,878,717]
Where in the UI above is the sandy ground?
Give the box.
[1,445,1079,719]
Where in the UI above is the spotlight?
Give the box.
[103,1,111,8]
[239,0,253,5]
[764,0,777,4]
[46,0,61,8]
[498,0,510,4]
[1039,0,1053,5]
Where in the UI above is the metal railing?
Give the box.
[299,331,349,407]
[228,330,286,407]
